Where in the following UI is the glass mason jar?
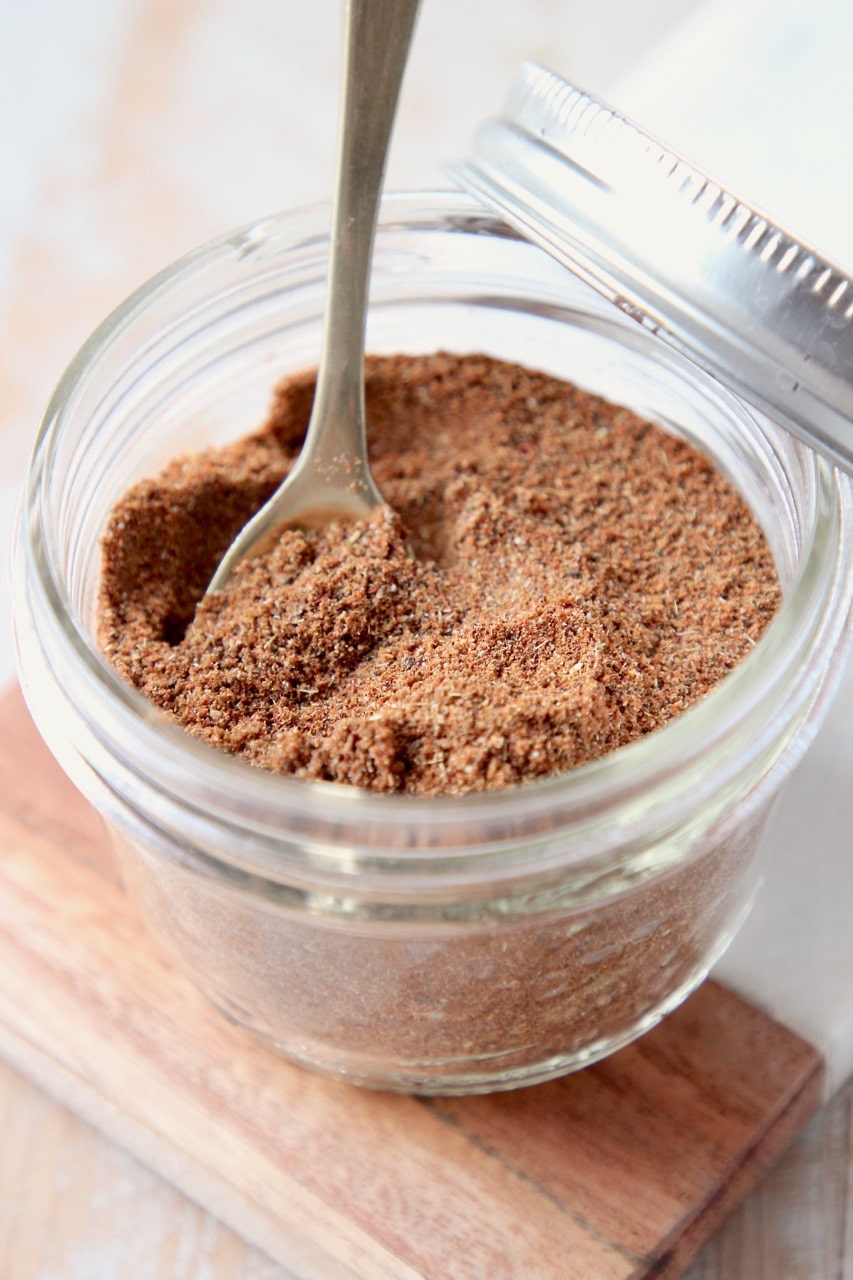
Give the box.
[12,193,853,1094]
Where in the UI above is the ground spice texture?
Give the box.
[99,352,780,795]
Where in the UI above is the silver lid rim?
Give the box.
[452,62,853,472]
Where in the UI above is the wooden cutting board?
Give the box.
[0,683,823,1280]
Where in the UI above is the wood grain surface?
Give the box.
[0,683,828,1280]
[1,1061,848,1280]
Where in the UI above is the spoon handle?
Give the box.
[299,0,422,490]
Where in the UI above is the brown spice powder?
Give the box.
[123,808,764,1079]
[98,352,780,795]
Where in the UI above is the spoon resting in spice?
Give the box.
[207,0,421,594]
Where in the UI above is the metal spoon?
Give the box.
[208,0,422,594]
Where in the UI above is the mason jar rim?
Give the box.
[18,191,853,879]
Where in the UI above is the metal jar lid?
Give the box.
[452,62,853,471]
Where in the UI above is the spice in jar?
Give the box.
[98,352,780,795]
